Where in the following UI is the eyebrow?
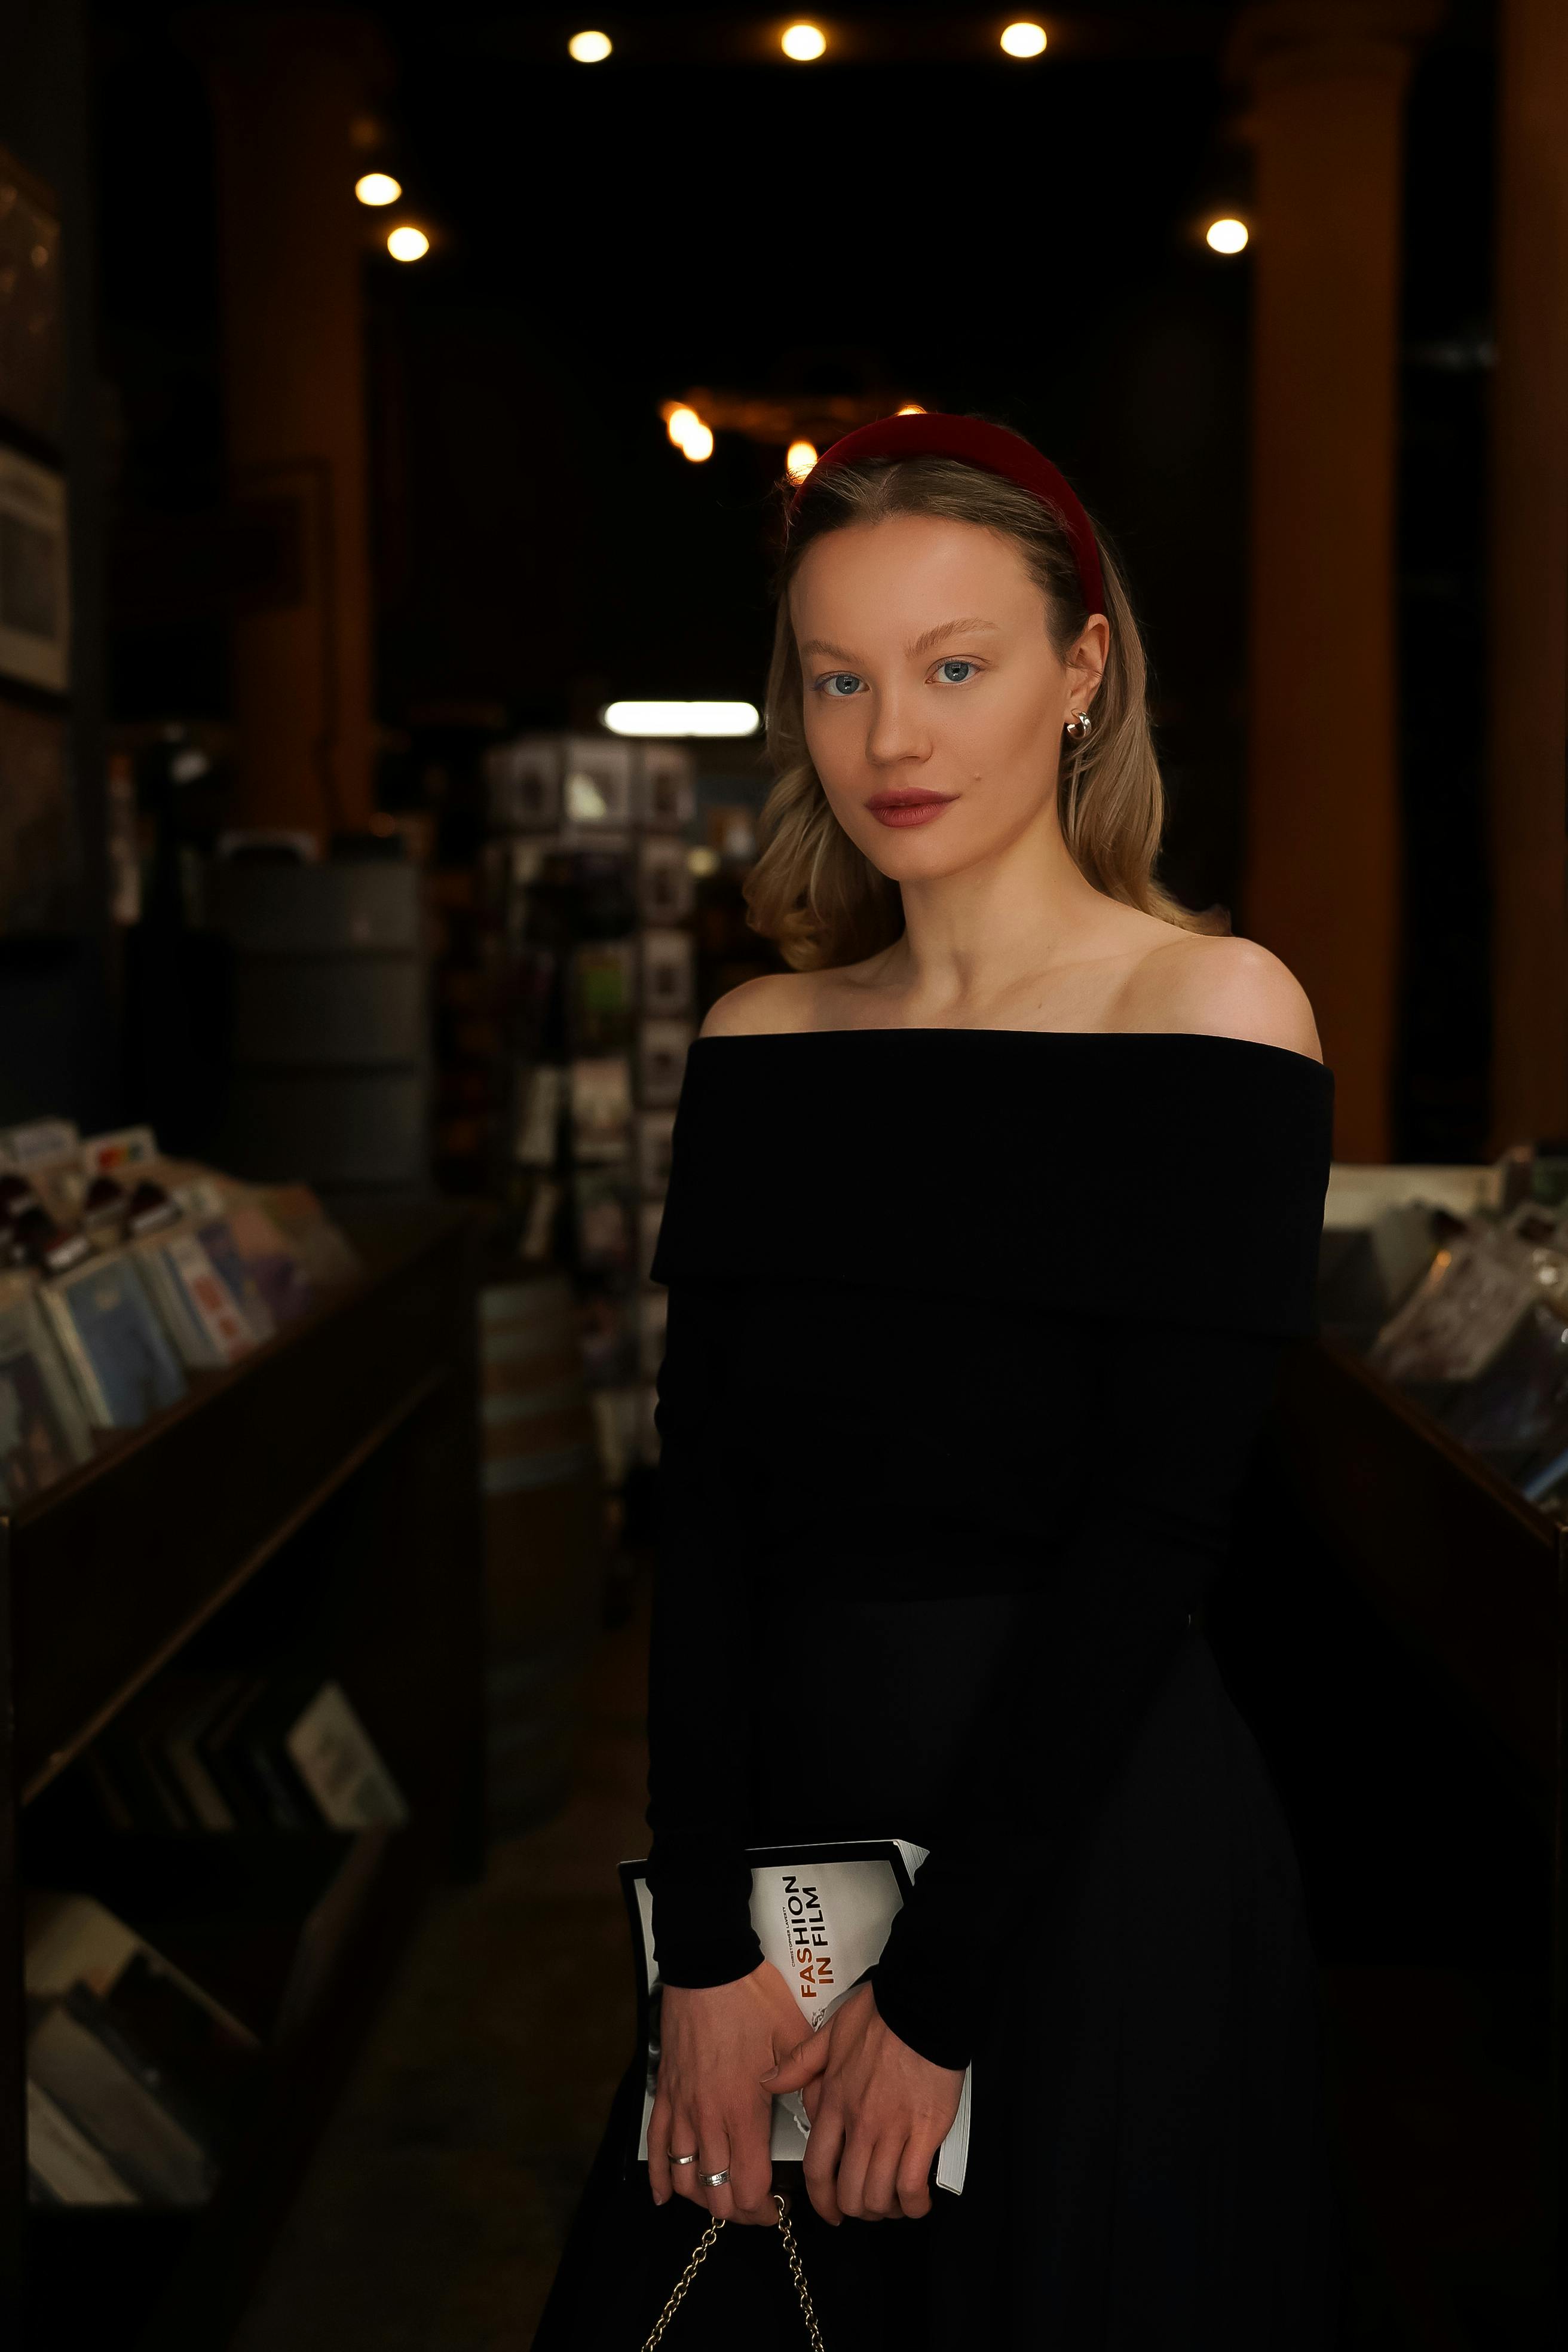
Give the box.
[798,617,1002,666]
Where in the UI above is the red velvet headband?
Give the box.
[788,412,1105,618]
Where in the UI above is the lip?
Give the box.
[863,789,958,830]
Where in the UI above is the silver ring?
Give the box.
[669,2152,697,2166]
[699,2169,729,2188]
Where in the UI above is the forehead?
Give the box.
[790,514,1041,635]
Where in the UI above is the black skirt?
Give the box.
[532,1633,1343,2349]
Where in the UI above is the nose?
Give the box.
[863,681,931,771]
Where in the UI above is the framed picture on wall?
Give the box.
[0,149,62,446]
[0,693,76,933]
[0,444,69,694]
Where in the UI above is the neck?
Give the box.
[881,802,1109,1016]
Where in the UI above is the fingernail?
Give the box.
[653,2192,666,2206]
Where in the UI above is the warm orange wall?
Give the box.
[1233,4,1438,1162]
[201,11,376,841]
[1487,0,1568,1150]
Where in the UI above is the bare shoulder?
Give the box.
[699,970,825,1038]
[1119,930,1322,1061]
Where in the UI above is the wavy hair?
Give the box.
[745,451,1205,969]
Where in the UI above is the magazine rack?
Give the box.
[0,1205,483,2348]
[1242,1334,1565,2332]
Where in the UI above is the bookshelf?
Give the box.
[0,1203,483,2348]
[1229,1335,1564,2335]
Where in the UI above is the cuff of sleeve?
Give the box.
[865,1964,973,2074]
[648,1857,762,1990]
[654,1922,764,1989]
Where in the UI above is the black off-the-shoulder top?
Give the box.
[644,1031,1333,2070]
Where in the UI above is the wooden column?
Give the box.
[1488,0,1568,1150]
[200,10,378,841]
[1232,2,1439,1161]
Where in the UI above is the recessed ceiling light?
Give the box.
[355,172,402,207]
[1000,23,1048,59]
[568,30,612,63]
[1205,217,1249,255]
[602,701,761,738]
[387,225,430,262]
[781,23,827,62]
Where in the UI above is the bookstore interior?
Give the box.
[2,3,1567,2347]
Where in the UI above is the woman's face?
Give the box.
[791,513,1100,884]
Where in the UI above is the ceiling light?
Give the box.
[781,23,827,61]
[568,30,612,63]
[1205,217,1249,255]
[355,172,402,207]
[680,421,714,462]
[785,439,817,482]
[602,701,760,739]
[387,225,430,262]
[1000,22,1048,57]
[665,404,702,449]
[896,402,925,415]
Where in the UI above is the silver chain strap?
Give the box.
[638,2192,826,2350]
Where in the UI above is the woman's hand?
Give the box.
[763,1983,963,2224]
[648,1961,806,2225]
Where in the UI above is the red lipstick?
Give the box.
[864,788,957,829]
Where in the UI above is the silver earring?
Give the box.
[1065,710,1093,743]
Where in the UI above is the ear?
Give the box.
[1063,615,1110,716]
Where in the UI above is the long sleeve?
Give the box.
[644,1281,765,1989]
[868,1318,1286,2072]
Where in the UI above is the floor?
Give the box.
[230,1597,650,2352]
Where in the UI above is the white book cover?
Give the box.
[27,2079,139,2206]
[621,1839,972,2195]
[285,1682,409,1829]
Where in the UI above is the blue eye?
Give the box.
[936,659,978,684]
[819,673,862,697]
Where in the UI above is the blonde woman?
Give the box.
[538,414,1338,2347]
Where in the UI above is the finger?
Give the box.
[764,2032,830,2094]
[667,2110,705,2207]
[728,2108,776,2227]
[896,2134,936,2221]
[862,2135,904,2221]
[802,2096,844,2227]
[648,2087,673,2204]
[836,2130,875,2221]
[697,2118,735,2222]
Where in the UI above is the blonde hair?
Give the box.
[745,452,1206,970]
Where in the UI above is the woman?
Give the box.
[537,412,1339,2347]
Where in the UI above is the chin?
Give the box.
[851,820,1000,885]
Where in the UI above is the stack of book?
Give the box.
[25,1893,261,2208]
[0,1117,362,1508]
[75,1673,408,1840]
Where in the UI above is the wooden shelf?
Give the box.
[0,1203,485,2347]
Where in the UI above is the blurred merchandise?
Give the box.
[0,1113,359,1482]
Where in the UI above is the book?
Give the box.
[637,837,694,926]
[284,1682,408,1830]
[621,1840,972,2196]
[194,1215,278,1342]
[27,2078,138,2206]
[0,1270,93,1505]
[571,941,637,1054]
[218,1199,316,1325]
[27,1999,215,2206]
[637,1019,694,1108]
[640,929,695,1019]
[134,1229,257,1368]
[636,1110,675,1198]
[574,1171,633,1274]
[571,1055,634,1162]
[514,1064,565,1169]
[255,1184,362,1290]
[635,743,696,832]
[39,1250,187,1428]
